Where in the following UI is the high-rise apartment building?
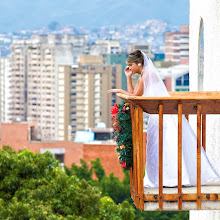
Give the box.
[9,34,88,140]
[0,57,10,123]
[127,43,154,59]
[165,25,189,64]
[57,56,121,141]
[102,53,128,91]
[90,40,121,55]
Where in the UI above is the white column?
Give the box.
[189,0,220,219]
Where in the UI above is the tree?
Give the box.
[65,158,131,204]
[65,157,189,220]
[0,146,135,219]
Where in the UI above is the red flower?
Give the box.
[121,161,126,168]
[111,104,119,115]
[123,106,126,112]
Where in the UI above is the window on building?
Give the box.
[183,73,189,86]
[176,77,182,86]
[30,126,36,141]
[55,154,64,163]
[112,66,116,71]
[175,73,189,91]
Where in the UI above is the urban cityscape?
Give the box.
[0,21,196,192]
[0,16,192,220]
[0,21,192,143]
[4,0,220,218]
[1,0,210,217]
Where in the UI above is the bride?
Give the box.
[108,50,220,187]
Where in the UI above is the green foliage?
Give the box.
[101,172,131,204]
[65,158,93,181]
[135,210,189,220]
[100,197,135,220]
[112,103,133,170]
[66,157,189,220]
[91,158,106,181]
[0,146,189,220]
[65,158,131,205]
[0,146,135,219]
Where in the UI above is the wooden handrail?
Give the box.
[117,91,220,211]
[117,92,220,114]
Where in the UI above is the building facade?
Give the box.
[58,56,121,141]
[158,64,189,92]
[9,34,88,140]
[102,53,128,91]
[90,40,121,55]
[0,57,10,123]
[165,25,189,64]
[127,43,154,59]
[0,122,125,181]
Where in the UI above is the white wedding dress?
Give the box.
[141,52,220,187]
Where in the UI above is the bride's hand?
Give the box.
[124,66,133,77]
[108,89,122,93]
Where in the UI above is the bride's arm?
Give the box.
[126,75,134,93]
[108,77,143,96]
[125,66,136,94]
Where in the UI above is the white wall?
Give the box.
[189,0,220,218]
[190,0,220,173]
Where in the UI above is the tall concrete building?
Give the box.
[9,34,88,140]
[0,57,10,123]
[90,40,121,55]
[165,25,189,64]
[57,55,121,141]
[127,43,154,59]
[102,53,128,91]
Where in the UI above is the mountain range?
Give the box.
[0,0,189,33]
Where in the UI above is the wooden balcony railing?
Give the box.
[117,91,220,211]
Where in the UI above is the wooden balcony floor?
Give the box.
[144,181,220,211]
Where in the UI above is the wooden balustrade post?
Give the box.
[130,105,144,210]
[202,115,206,151]
[197,105,202,209]
[136,106,144,210]
[185,114,189,121]
[130,106,138,207]
[178,104,183,210]
[159,104,163,210]
[135,107,140,209]
[132,107,139,208]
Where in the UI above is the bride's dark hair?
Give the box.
[127,50,144,65]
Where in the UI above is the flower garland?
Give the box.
[111,103,133,170]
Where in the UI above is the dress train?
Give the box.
[144,114,220,187]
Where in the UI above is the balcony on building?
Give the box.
[117,92,220,211]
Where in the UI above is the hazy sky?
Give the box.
[0,0,189,32]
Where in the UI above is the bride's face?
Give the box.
[127,62,142,74]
